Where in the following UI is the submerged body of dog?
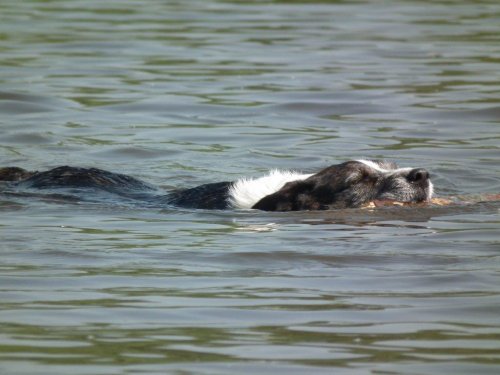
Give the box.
[0,160,433,211]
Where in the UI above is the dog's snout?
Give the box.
[407,168,429,183]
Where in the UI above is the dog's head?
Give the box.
[252,160,433,211]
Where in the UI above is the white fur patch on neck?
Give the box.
[357,159,412,175]
[228,170,313,209]
[427,180,434,200]
[357,159,388,173]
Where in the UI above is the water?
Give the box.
[1,0,500,374]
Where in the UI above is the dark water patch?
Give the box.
[266,102,391,117]
[0,100,55,114]
[417,106,500,121]
[0,92,78,116]
[1,132,54,145]
[0,91,77,107]
[91,146,181,160]
[101,99,255,117]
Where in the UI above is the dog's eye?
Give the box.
[361,173,371,181]
[348,171,370,183]
[347,168,377,184]
[360,170,377,183]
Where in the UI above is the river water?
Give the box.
[1,1,499,374]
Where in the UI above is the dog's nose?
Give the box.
[407,168,430,183]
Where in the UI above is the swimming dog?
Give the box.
[0,160,433,211]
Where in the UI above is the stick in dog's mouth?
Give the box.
[361,197,453,209]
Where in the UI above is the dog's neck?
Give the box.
[228,170,313,209]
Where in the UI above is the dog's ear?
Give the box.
[252,179,322,211]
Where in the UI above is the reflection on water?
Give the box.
[1,0,499,374]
